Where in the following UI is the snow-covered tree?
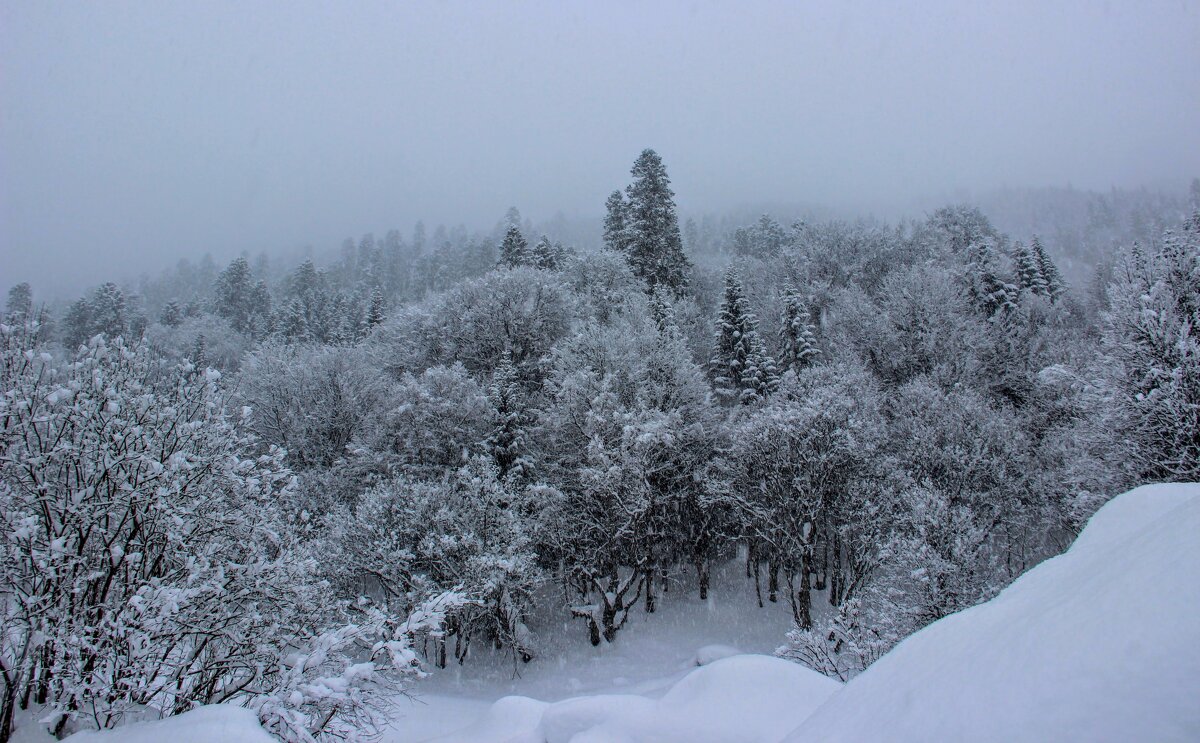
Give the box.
[603,190,630,255]
[778,285,820,373]
[1011,241,1048,296]
[965,240,1019,318]
[328,458,541,666]
[1101,211,1200,482]
[498,226,530,268]
[618,149,691,293]
[710,270,778,404]
[487,352,532,478]
[531,235,565,270]
[4,283,32,325]
[1030,236,1066,301]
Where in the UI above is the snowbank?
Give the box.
[785,483,1200,743]
[63,705,274,743]
[432,654,839,743]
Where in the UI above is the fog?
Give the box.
[2,0,1198,295]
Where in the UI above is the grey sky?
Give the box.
[2,1,1198,295]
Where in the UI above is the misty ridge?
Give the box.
[2,3,1200,743]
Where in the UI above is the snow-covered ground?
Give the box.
[386,555,804,741]
[47,483,1200,743]
[394,483,1200,743]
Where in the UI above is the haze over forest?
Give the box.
[3,0,1199,295]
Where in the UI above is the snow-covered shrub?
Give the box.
[0,327,412,740]
[326,458,541,667]
[237,342,390,471]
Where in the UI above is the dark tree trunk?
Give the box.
[645,569,656,613]
[698,560,710,600]
[830,533,842,606]
[753,555,763,608]
[768,559,779,603]
[1,681,15,743]
[796,554,812,630]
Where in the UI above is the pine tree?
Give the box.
[284,260,333,342]
[487,351,529,478]
[1030,236,1065,301]
[1011,241,1048,296]
[710,270,778,404]
[5,283,32,324]
[249,279,273,337]
[648,285,677,334]
[603,190,630,254]
[966,241,1019,318]
[498,226,530,268]
[90,282,128,339]
[365,287,386,330]
[159,300,183,327]
[779,285,820,373]
[532,235,563,270]
[620,149,691,293]
[214,257,257,334]
[63,297,93,349]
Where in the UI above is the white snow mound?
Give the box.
[692,643,743,666]
[63,705,273,743]
[432,654,839,743]
[785,482,1200,743]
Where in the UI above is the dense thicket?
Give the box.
[4,154,1197,739]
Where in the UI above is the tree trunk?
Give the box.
[753,556,763,608]
[768,559,779,603]
[830,533,842,606]
[1,681,16,743]
[645,568,656,613]
[796,554,812,630]
[698,560,710,600]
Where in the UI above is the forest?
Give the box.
[3,147,1199,741]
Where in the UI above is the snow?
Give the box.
[400,484,1200,743]
[62,705,274,743]
[430,656,838,743]
[785,483,1200,743]
[691,643,743,666]
[384,554,803,740]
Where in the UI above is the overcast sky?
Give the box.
[2,1,1199,295]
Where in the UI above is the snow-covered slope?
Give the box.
[62,705,274,743]
[432,655,839,743]
[786,482,1200,743]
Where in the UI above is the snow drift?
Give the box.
[62,705,274,743]
[431,655,839,743]
[785,482,1200,743]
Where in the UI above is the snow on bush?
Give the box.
[0,326,421,741]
